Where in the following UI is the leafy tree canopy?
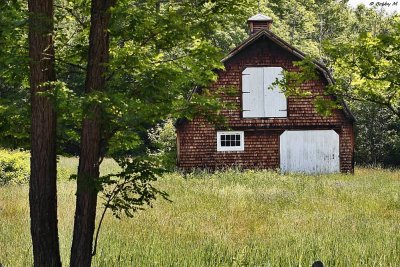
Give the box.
[1,0,399,164]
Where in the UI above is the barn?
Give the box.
[176,13,355,174]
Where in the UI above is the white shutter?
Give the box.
[263,67,287,117]
[242,67,264,118]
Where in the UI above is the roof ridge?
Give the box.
[247,13,273,22]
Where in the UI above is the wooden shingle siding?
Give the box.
[176,33,354,173]
[177,119,281,170]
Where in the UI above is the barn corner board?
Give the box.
[176,13,355,174]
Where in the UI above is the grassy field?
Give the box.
[1,158,400,266]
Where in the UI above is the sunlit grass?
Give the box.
[57,156,120,180]
[0,159,399,266]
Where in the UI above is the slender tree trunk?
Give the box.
[28,0,61,266]
[70,0,115,266]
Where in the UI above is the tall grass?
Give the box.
[0,160,399,266]
[57,156,120,180]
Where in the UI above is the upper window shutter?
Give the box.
[263,67,287,117]
[242,67,264,118]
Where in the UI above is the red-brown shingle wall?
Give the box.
[177,36,354,173]
[177,118,216,169]
[339,122,355,173]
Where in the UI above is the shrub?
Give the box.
[147,119,177,171]
[0,149,30,185]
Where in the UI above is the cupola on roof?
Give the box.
[247,13,273,34]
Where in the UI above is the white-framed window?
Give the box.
[242,67,287,118]
[217,131,244,152]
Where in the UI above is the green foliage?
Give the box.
[266,6,400,165]
[272,57,342,117]
[147,119,177,171]
[0,88,30,149]
[351,102,400,166]
[0,149,29,185]
[313,95,340,117]
[267,7,399,164]
[177,87,236,127]
[325,19,400,117]
[1,0,398,162]
[99,157,169,219]
[0,0,28,84]
[273,57,317,97]
[269,0,320,55]
[47,0,255,230]
[0,0,30,149]
[50,0,250,160]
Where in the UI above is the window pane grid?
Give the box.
[217,131,244,152]
[220,134,241,147]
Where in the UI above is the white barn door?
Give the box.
[280,130,340,174]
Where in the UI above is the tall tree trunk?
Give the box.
[28,0,61,266]
[70,0,115,266]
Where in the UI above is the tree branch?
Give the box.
[91,184,118,257]
[151,54,188,64]
[54,57,85,71]
[91,177,130,256]
[54,4,88,28]
[337,91,400,118]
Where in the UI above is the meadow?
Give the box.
[1,157,400,266]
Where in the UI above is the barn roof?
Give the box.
[222,29,356,122]
[247,13,273,22]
